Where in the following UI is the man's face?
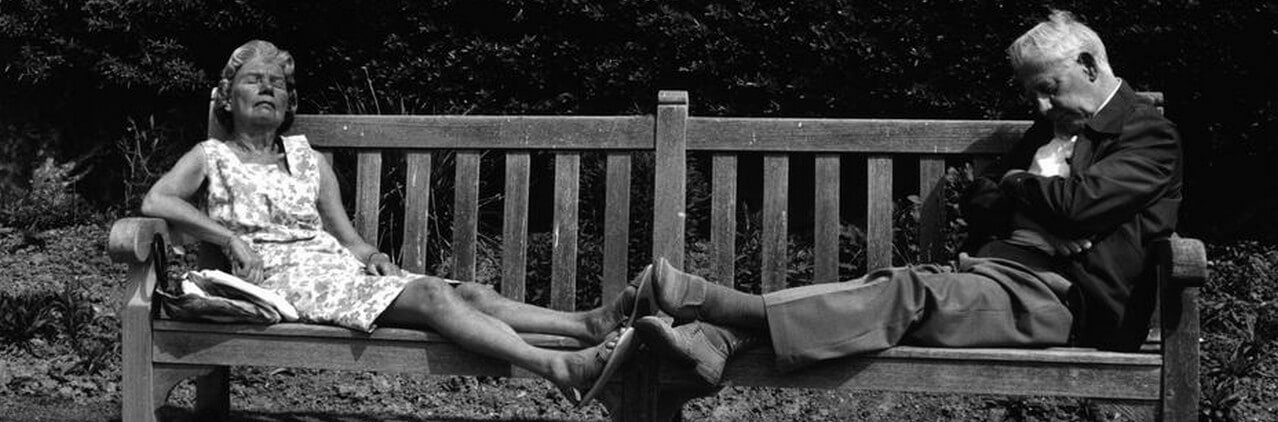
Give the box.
[1018,56,1103,135]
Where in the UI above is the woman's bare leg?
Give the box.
[376,277,606,388]
[453,281,636,343]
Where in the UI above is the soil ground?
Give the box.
[4,223,1277,422]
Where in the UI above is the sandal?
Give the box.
[575,326,639,408]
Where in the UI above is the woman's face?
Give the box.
[228,58,289,132]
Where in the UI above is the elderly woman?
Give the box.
[141,40,638,405]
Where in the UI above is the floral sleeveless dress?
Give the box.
[201,135,417,332]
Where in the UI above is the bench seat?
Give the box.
[151,320,584,375]
[659,346,1162,399]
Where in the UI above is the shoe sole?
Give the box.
[577,326,638,408]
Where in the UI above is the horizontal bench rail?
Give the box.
[673,347,1163,400]
[296,115,656,150]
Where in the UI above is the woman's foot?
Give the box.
[582,285,638,344]
[552,327,639,407]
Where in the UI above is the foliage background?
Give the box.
[2,1,1277,421]
[1,0,1276,241]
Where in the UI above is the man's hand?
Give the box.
[1002,168,1027,181]
[1049,237,1093,256]
[365,252,404,276]
[225,237,264,284]
[1008,229,1093,257]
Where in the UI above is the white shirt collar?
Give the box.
[1095,78,1122,115]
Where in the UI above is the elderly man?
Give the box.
[632,10,1182,385]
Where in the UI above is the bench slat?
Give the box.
[687,118,1030,153]
[354,151,382,245]
[814,154,840,283]
[686,347,1161,400]
[602,152,632,302]
[653,91,688,267]
[867,156,893,270]
[918,156,946,263]
[152,322,583,376]
[502,152,531,301]
[711,154,737,287]
[452,151,480,280]
[403,152,432,273]
[294,115,655,150]
[552,153,580,311]
[762,154,789,292]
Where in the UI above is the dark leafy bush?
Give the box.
[0,157,92,231]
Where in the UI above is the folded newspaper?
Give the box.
[159,269,299,324]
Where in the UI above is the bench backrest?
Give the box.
[652,90,1163,293]
[211,89,1162,309]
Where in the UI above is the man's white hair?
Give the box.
[1007,10,1110,74]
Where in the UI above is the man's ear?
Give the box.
[1077,53,1099,81]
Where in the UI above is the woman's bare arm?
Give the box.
[313,150,398,274]
[141,144,263,282]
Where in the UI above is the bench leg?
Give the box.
[153,364,230,421]
[1087,399,1157,422]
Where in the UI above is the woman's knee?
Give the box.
[397,277,462,316]
[453,281,498,304]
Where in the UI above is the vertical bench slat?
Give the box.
[552,153,580,311]
[502,152,531,301]
[602,152,632,303]
[654,91,688,268]
[711,154,737,287]
[354,151,382,245]
[452,151,480,281]
[402,151,432,273]
[918,156,946,263]
[762,154,789,293]
[814,154,841,283]
[867,156,893,271]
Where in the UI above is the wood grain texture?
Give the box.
[402,152,433,273]
[814,154,840,283]
[122,257,160,422]
[682,346,1163,400]
[293,115,654,150]
[354,151,382,245]
[653,91,688,268]
[762,154,789,293]
[918,156,946,263]
[686,118,1030,153]
[552,153,580,311]
[452,151,480,281]
[108,217,170,263]
[1158,237,1204,422]
[711,154,738,287]
[603,152,632,302]
[152,322,583,375]
[866,156,893,270]
[502,152,531,302]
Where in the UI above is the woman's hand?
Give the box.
[365,252,404,276]
[224,237,264,284]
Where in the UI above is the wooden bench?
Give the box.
[110,90,1204,422]
[638,91,1204,422]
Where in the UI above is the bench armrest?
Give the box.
[110,217,172,316]
[1152,236,1207,289]
[109,217,172,264]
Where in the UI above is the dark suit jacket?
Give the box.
[961,81,1183,351]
